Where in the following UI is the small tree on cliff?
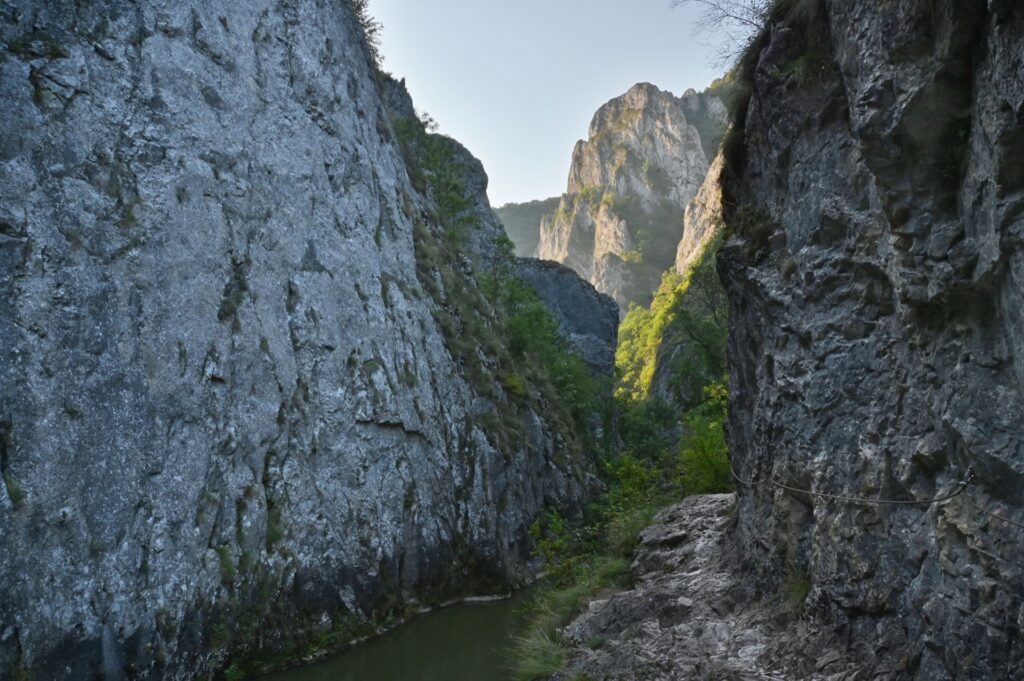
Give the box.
[671,0,772,63]
[349,0,383,68]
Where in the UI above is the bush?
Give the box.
[3,474,25,508]
[502,371,528,399]
[216,546,236,586]
[348,0,382,68]
[616,235,727,406]
[676,383,732,494]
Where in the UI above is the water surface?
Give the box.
[259,592,530,681]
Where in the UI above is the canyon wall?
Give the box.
[0,2,612,678]
[720,1,1024,678]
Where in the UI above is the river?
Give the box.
[257,591,531,681]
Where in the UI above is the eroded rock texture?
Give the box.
[514,259,620,375]
[0,1,606,678]
[537,83,727,313]
[675,151,724,277]
[557,495,860,681]
[721,2,1024,678]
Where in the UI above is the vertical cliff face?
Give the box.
[721,1,1023,678]
[675,152,724,277]
[0,2,611,679]
[537,83,727,314]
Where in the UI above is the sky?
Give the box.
[369,0,722,207]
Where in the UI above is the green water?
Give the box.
[258,593,530,681]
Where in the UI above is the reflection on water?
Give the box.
[258,592,530,681]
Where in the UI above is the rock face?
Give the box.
[494,197,560,257]
[720,2,1024,679]
[556,494,860,680]
[537,83,727,314]
[675,151,724,276]
[0,2,605,679]
[514,259,620,375]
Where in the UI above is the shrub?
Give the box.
[785,569,812,611]
[502,372,528,399]
[3,474,25,508]
[676,384,732,494]
[216,546,236,586]
[615,235,727,406]
[348,0,382,68]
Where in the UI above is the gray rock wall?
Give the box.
[0,1,602,678]
[537,83,727,313]
[721,2,1023,678]
[513,258,619,375]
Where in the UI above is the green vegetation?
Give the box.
[393,107,601,459]
[620,250,643,264]
[607,195,686,270]
[8,653,31,681]
[494,197,561,257]
[349,0,382,68]
[511,239,732,679]
[216,546,236,587]
[3,473,25,508]
[785,569,812,612]
[217,259,249,324]
[617,235,727,404]
[510,549,632,680]
[577,185,608,211]
[5,31,69,59]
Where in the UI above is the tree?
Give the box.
[670,0,772,64]
[349,0,383,68]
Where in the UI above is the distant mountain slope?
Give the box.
[494,197,560,257]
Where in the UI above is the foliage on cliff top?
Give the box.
[348,0,382,68]
[616,234,727,405]
[494,197,561,257]
[394,107,601,457]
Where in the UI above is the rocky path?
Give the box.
[554,494,868,681]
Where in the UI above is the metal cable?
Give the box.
[730,459,974,506]
[767,472,972,506]
[731,460,1023,529]
[729,459,770,487]
[963,496,1024,530]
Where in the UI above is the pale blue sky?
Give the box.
[369,0,721,206]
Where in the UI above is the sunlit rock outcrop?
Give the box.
[537,83,727,314]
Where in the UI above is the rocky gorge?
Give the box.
[719,0,1024,677]
[552,1,1024,679]
[1,0,1023,680]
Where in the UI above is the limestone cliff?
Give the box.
[0,2,612,679]
[537,83,728,314]
[675,152,724,277]
[721,1,1024,678]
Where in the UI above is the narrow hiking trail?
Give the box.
[553,495,867,681]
